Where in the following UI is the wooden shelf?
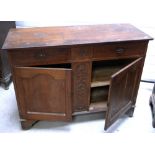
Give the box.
[92,63,123,86]
[89,101,107,112]
[91,86,109,103]
[73,101,107,115]
[91,80,110,87]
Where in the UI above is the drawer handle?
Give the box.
[115,48,125,54]
[39,53,45,57]
[37,49,46,58]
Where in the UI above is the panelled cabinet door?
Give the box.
[104,58,142,130]
[14,67,72,121]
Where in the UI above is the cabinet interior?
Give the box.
[89,58,136,112]
[31,63,71,69]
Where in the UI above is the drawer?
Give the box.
[71,46,93,61]
[9,47,70,66]
[93,42,147,60]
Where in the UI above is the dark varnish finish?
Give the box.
[3,24,153,130]
[105,58,142,129]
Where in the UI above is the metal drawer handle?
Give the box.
[115,48,125,54]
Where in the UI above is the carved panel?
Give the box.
[14,66,72,121]
[71,46,92,61]
[72,62,91,112]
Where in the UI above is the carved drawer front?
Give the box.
[10,47,70,66]
[71,46,93,61]
[93,41,147,60]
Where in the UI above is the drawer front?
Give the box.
[93,42,147,60]
[71,46,93,61]
[9,47,70,66]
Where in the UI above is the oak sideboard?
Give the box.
[3,24,153,130]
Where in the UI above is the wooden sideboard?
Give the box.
[0,21,16,89]
[2,24,153,130]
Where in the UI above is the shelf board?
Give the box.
[89,101,107,112]
[73,101,107,115]
[91,80,110,87]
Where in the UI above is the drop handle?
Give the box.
[115,48,125,54]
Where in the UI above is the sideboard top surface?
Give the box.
[2,24,153,50]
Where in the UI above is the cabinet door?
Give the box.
[14,67,72,121]
[105,58,142,130]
